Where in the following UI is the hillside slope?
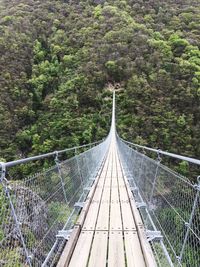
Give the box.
[0,0,199,161]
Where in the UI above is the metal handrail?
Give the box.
[0,140,103,168]
[121,138,200,166]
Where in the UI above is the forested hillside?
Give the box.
[0,0,199,162]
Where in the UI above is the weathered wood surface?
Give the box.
[58,137,156,267]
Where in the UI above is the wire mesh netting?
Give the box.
[0,139,109,266]
[117,137,200,267]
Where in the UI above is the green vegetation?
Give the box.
[48,201,71,225]
[0,0,199,162]
[0,247,22,267]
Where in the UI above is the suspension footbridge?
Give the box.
[0,92,200,266]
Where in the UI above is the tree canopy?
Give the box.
[0,0,199,162]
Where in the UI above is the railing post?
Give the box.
[75,148,83,186]
[178,176,200,263]
[54,153,68,204]
[137,148,146,189]
[0,162,32,266]
[84,153,90,180]
[127,144,132,163]
[149,151,162,205]
[131,145,138,179]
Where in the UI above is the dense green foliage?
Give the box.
[0,0,199,162]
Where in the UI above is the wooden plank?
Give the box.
[121,170,157,266]
[76,176,100,226]
[100,170,107,178]
[83,202,100,230]
[108,231,125,267]
[104,178,111,187]
[106,172,112,178]
[112,170,117,178]
[57,226,81,267]
[111,178,118,187]
[82,155,108,230]
[68,231,93,267]
[118,185,129,202]
[75,154,109,226]
[118,180,126,187]
[110,201,122,230]
[101,186,111,201]
[121,202,136,231]
[117,172,123,178]
[124,231,146,267]
[96,202,110,230]
[117,174,126,187]
[109,153,123,231]
[96,184,111,230]
[111,185,119,200]
[92,187,104,201]
[98,178,105,186]
[116,155,136,231]
[88,231,108,267]
[126,185,144,227]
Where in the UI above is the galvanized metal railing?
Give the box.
[117,136,200,267]
[0,139,110,266]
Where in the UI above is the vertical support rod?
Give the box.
[127,145,132,168]
[137,149,146,189]
[160,240,174,267]
[84,153,90,181]
[149,152,161,205]
[127,146,134,181]
[130,146,137,179]
[55,153,68,204]
[0,163,32,266]
[75,148,83,186]
[179,176,200,262]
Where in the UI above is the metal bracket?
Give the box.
[28,254,33,261]
[193,184,200,191]
[194,176,200,191]
[54,151,59,163]
[146,230,162,242]
[157,149,162,163]
[136,202,146,209]
[56,229,73,240]
[130,186,138,193]
[74,202,85,208]
[0,162,6,182]
[84,187,92,192]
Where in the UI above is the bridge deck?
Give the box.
[58,138,156,267]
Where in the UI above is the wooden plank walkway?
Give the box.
[57,136,156,267]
